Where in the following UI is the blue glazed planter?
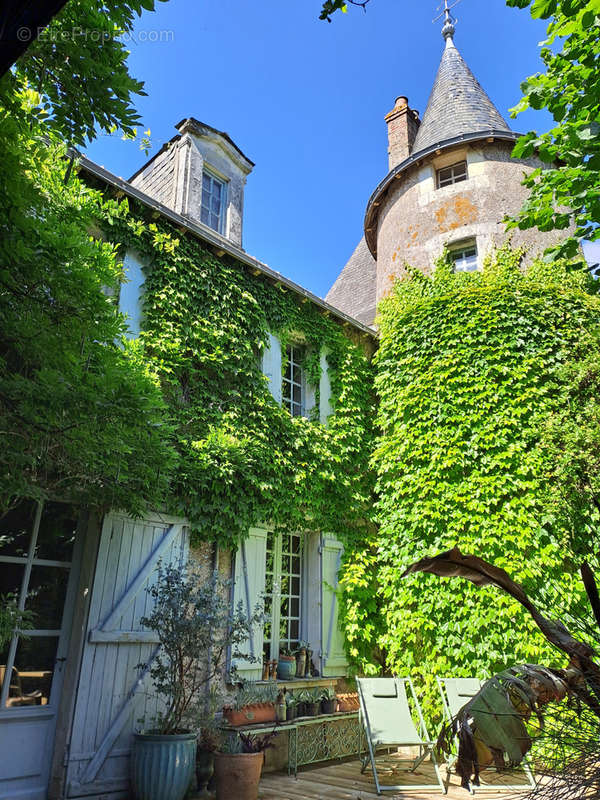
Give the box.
[131,731,197,800]
[277,657,296,680]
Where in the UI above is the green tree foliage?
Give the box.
[98,194,375,547]
[0,0,176,514]
[341,246,600,717]
[502,1,599,262]
[9,0,166,145]
[0,91,175,514]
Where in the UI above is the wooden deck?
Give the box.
[258,755,532,800]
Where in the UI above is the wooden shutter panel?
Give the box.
[262,333,282,404]
[321,534,348,676]
[319,349,333,424]
[231,528,268,680]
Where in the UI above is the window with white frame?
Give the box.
[201,170,226,234]
[437,161,468,189]
[450,240,479,273]
[282,346,305,418]
[263,531,302,660]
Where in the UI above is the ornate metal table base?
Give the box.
[288,712,364,776]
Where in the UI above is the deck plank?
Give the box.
[258,756,527,800]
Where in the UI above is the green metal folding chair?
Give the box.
[357,677,446,795]
[437,677,536,793]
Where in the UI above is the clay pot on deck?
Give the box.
[214,751,264,800]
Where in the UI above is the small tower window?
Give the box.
[201,170,226,233]
[282,346,305,418]
[437,161,468,189]
[450,240,479,273]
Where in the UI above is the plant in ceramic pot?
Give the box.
[320,687,338,715]
[305,687,322,717]
[214,730,277,800]
[296,689,311,718]
[277,647,296,680]
[131,562,261,800]
[285,692,298,721]
[223,681,277,726]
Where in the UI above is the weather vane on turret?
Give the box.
[433,0,461,45]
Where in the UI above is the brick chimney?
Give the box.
[385,96,420,170]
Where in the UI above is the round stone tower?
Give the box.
[326,13,568,327]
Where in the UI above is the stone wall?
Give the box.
[375,141,569,302]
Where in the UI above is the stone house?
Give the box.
[0,17,571,800]
[0,113,374,800]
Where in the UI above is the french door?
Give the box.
[0,500,80,800]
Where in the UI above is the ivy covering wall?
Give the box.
[340,246,600,716]
[97,191,375,549]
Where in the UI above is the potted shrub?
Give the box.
[277,647,296,680]
[131,563,261,800]
[321,687,338,715]
[223,681,277,726]
[214,730,276,800]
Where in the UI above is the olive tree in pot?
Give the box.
[131,562,261,800]
[214,730,277,800]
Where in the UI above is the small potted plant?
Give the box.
[285,692,298,721]
[214,730,276,800]
[295,641,308,677]
[305,687,322,717]
[321,687,338,715]
[131,563,262,800]
[223,681,277,727]
[277,647,296,680]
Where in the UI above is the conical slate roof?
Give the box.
[412,39,512,154]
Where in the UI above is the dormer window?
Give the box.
[437,161,468,189]
[201,170,226,234]
[450,240,479,272]
[282,346,305,418]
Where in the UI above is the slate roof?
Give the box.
[411,40,512,154]
[325,237,377,327]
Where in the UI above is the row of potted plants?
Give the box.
[223,681,359,725]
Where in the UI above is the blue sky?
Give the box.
[84,0,576,297]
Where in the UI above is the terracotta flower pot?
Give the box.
[214,751,264,800]
[337,692,359,712]
[222,702,276,726]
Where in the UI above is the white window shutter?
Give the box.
[320,534,348,676]
[231,527,268,680]
[119,250,146,338]
[262,333,282,404]
[319,349,333,424]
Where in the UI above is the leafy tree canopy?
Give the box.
[506,0,600,264]
[5,0,165,145]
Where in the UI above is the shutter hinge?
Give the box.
[318,544,323,555]
[63,747,70,767]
